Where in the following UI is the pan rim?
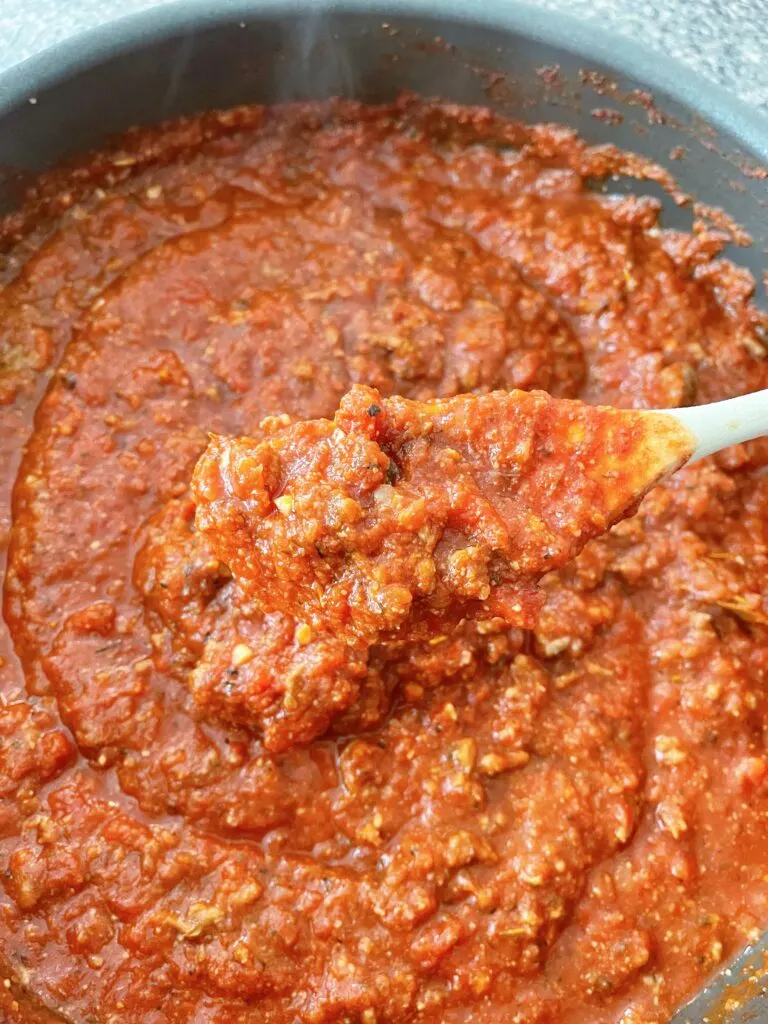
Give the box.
[0,0,767,162]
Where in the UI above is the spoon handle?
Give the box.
[663,388,768,463]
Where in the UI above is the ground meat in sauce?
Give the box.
[189,383,692,748]
[2,96,768,1024]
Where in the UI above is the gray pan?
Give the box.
[0,2,767,1021]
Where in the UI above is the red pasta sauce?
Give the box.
[1,97,768,1024]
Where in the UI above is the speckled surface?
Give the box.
[0,0,765,109]
[0,2,765,1023]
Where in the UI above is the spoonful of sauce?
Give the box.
[189,383,766,747]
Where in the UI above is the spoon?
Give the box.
[187,383,767,750]
[192,383,768,646]
[662,386,768,463]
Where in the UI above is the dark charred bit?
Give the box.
[385,458,401,485]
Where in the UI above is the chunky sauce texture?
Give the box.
[2,97,768,1024]
[189,384,692,751]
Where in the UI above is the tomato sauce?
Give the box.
[2,96,768,1024]
[188,383,692,751]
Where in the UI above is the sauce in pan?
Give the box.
[2,96,768,1024]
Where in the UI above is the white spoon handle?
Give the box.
[663,388,768,464]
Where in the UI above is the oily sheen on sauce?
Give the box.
[2,97,768,1024]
